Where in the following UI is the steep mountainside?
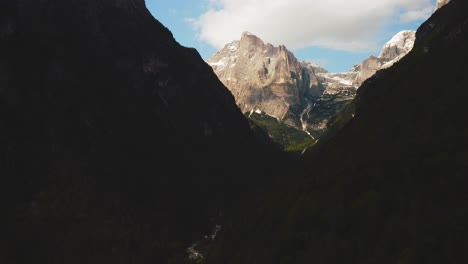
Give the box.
[204,0,468,263]
[302,30,415,137]
[0,1,284,263]
[317,30,416,89]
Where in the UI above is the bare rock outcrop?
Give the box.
[355,30,416,86]
[379,30,416,62]
[208,32,323,127]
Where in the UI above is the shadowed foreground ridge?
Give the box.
[205,1,468,263]
[0,0,285,263]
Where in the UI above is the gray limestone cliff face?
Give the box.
[207,32,323,127]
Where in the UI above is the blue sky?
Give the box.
[148,0,434,73]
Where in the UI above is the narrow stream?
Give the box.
[187,224,222,262]
[300,103,315,139]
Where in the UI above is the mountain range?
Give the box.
[208,30,416,147]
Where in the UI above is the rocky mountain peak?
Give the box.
[240,31,265,49]
[379,30,416,62]
[208,32,323,127]
[241,31,255,38]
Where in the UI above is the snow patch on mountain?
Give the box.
[324,74,354,86]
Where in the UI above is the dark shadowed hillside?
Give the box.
[205,1,468,263]
[0,1,286,263]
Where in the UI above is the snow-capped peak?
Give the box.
[379,30,416,61]
[382,30,415,51]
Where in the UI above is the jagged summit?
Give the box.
[240,31,266,48]
[241,31,255,38]
[208,32,323,128]
[379,30,416,62]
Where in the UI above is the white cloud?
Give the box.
[400,6,433,23]
[190,0,435,52]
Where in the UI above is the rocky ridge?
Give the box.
[209,30,416,139]
[317,30,416,90]
[208,32,323,129]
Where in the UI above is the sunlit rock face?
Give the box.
[209,30,416,136]
[351,30,416,86]
[208,32,324,128]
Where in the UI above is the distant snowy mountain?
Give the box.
[318,30,416,90]
[380,30,416,68]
